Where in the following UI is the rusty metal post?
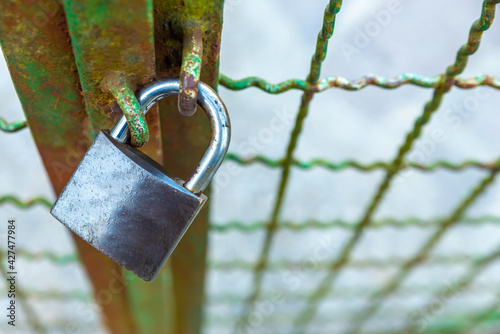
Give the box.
[61,0,162,156]
[1,1,223,332]
[60,1,174,333]
[0,1,139,333]
[154,1,224,333]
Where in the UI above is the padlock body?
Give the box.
[51,130,206,281]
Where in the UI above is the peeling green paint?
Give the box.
[101,72,149,147]
[0,117,27,132]
[154,1,224,333]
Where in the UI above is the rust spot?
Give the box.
[179,68,199,116]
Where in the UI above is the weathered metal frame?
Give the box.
[153,1,224,333]
[0,0,224,333]
[0,1,138,333]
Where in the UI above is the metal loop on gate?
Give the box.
[102,71,150,148]
[110,77,231,194]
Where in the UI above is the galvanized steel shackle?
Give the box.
[110,77,231,194]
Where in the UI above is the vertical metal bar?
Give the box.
[154,1,224,332]
[293,1,500,331]
[235,0,343,330]
[61,1,173,333]
[0,0,90,194]
[0,2,139,332]
[125,270,177,333]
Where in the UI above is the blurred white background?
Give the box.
[1,0,500,333]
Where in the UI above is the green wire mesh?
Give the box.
[227,1,500,333]
[2,0,500,333]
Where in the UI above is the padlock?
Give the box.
[51,77,230,281]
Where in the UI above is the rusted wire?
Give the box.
[19,283,500,305]
[0,195,52,208]
[22,290,90,302]
[219,73,500,94]
[211,216,500,232]
[10,250,478,270]
[3,192,500,231]
[210,254,476,271]
[209,283,498,304]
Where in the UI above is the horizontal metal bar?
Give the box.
[225,154,500,172]
[219,73,500,94]
[15,250,78,265]
[0,195,52,208]
[206,312,498,333]
[6,70,499,136]
[208,283,499,304]
[457,297,500,333]
[210,255,478,271]
[22,282,500,304]
[211,216,500,232]
[21,290,90,302]
[8,249,481,270]
[0,117,27,132]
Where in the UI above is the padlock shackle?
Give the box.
[110,77,231,194]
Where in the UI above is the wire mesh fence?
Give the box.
[217,1,500,333]
[2,0,500,333]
